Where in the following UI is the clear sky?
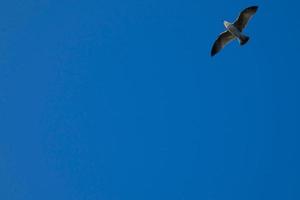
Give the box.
[1,0,300,200]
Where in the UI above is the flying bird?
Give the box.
[211,6,258,56]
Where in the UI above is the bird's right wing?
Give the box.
[211,31,235,56]
[234,6,258,31]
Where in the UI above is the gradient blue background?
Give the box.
[1,1,300,199]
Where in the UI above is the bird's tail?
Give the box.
[239,35,250,45]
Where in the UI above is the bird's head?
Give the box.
[223,20,231,28]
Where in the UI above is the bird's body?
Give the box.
[211,6,258,56]
[223,21,249,45]
[224,21,240,37]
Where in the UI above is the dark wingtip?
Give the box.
[250,5,259,11]
[211,46,218,57]
[211,51,216,57]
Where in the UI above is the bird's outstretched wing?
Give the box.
[234,6,258,31]
[211,31,235,56]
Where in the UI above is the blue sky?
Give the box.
[1,0,300,199]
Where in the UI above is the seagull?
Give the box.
[211,6,258,56]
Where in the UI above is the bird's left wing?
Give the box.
[234,6,258,31]
[211,31,235,56]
